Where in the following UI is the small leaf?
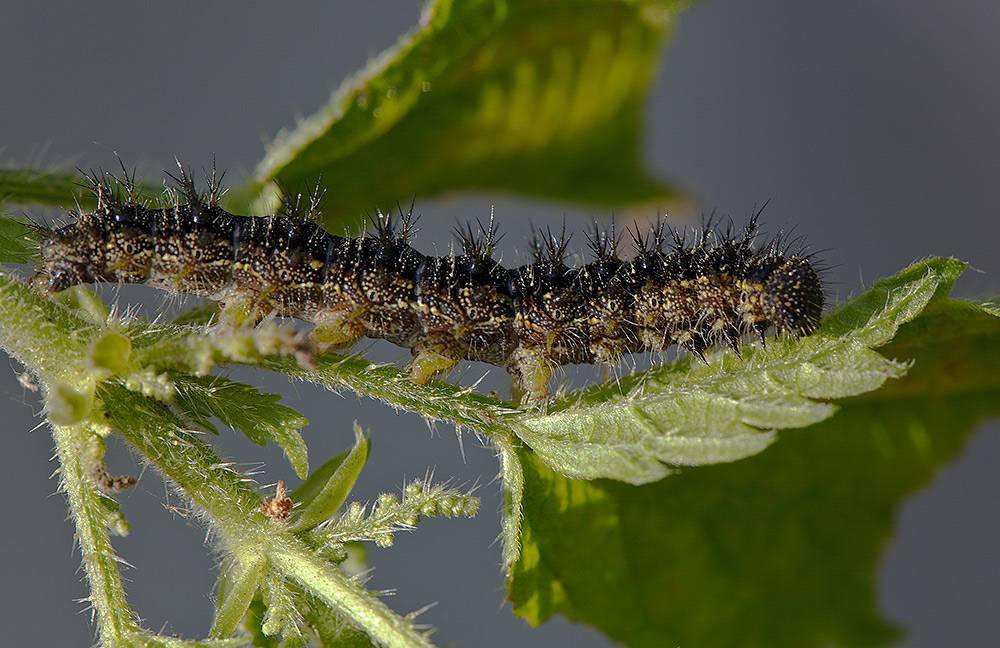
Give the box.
[0,213,37,263]
[210,557,267,640]
[172,375,310,478]
[290,449,350,510]
[89,330,133,376]
[261,574,304,640]
[513,258,966,484]
[508,297,1000,648]
[495,433,526,579]
[242,594,280,648]
[290,425,369,533]
[250,0,691,229]
[47,381,94,425]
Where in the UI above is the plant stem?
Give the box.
[103,385,434,648]
[0,275,435,647]
[269,546,433,648]
[263,354,521,435]
[53,423,140,643]
[0,276,139,644]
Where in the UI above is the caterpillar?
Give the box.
[29,164,825,402]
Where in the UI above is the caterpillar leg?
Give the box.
[409,341,460,385]
[507,349,552,403]
[219,295,269,327]
[310,320,365,352]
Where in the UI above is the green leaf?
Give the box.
[290,425,369,533]
[508,297,1000,648]
[251,0,691,229]
[513,258,966,484]
[210,558,267,640]
[243,594,281,648]
[0,166,161,209]
[495,432,526,578]
[172,375,310,479]
[0,213,38,263]
[0,167,95,208]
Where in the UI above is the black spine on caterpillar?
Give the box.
[29,165,825,402]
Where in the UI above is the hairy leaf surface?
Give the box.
[173,375,310,479]
[513,258,967,483]
[509,295,1000,648]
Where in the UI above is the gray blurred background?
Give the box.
[2,1,998,646]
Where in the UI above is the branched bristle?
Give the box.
[453,209,502,260]
[204,157,227,208]
[585,217,621,261]
[535,221,571,264]
[165,158,201,209]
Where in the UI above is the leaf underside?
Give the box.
[509,292,1000,648]
[252,0,691,228]
[512,258,968,484]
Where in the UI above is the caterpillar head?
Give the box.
[31,217,107,294]
[761,256,824,336]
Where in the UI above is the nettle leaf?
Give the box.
[252,0,690,229]
[0,168,96,208]
[0,213,37,263]
[0,167,162,209]
[512,258,966,484]
[290,425,369,533]
[509,296,1000,648]
[173,375,310,478]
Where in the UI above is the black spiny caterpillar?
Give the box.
[29,165,825,402]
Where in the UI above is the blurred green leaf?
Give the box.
[0,167,161,210]
[0,213,37,263]
[0,168,95,208]
[252,0,692,229]
[172,301,222,327]
[508,297,1000,648]
[173,375,310,478]
[513,258,966,484]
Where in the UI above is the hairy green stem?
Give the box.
[133,324,524,435]
[0,274,434,647]
[53,424,140,643]
[104,385,434,648]
[263,354,521,434]
[269,546,433,648]
[0,275,138,644]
